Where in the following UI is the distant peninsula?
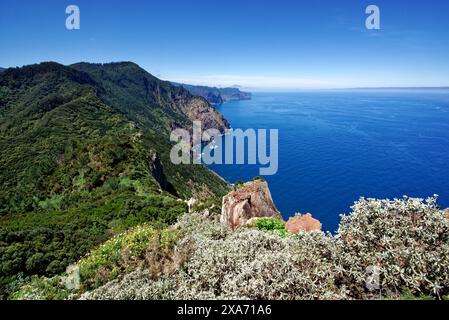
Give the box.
[172,82,252,105]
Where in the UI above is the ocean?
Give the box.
[209,90,449,232]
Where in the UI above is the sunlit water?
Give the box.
[208,90,449,232]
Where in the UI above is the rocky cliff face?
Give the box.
[285,213,322,233]
[206,91,224,105]
[172,83,251,105]
[219,87,252,102]
[221,180,281,229]
[221,179,323,233]
[71,62,230,137]
[148,152,178,196]
[183,96,230,138]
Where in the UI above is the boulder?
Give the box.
[221,180,281,229]
[285,213,322,233]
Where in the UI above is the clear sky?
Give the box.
[1,0,449,89]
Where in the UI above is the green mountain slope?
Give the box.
[0,62,230,297]
[71,62,229,134]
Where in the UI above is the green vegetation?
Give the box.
[9,275,72,300]
[0,190,187,295]
[9,196,449,300]
[233,180,245,191]
[255,218,288,237]
[4,62,448,301]
[78,224,180,290]
[191,198,222,216]
[396,289,436,300]
[0,62,229,298]
[10,224,187,300]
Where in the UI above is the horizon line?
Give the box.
[2,62,449,91]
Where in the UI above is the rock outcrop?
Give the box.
[221,179,324,233]
[148,152,178,197]
[183,96,230,140]
[221,180,281,229]
[285,213,322,233]
[219,87,252,102]
[70,62,230,142]
[172,83,251,106]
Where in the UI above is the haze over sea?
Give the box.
[210,90,449,232]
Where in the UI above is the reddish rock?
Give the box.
[285,213,322,233]
[221,180,281,230]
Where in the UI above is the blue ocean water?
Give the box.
[209,90,449,232]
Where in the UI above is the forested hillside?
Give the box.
[0,62,230,298]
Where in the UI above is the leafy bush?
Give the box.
[335,196,449,298]
[81,197,449,300]
[9,275,71,300]
[233,180,245,190]
[0,191,187,298]
[255,218,288,237]
[11,196,449,300]
[81,214,346,300]
[191,198,222,217]
[175,227,345,299]
[78,224,181,290]
[80,270,176,300]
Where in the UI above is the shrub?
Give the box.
[255,218,288,237]
[0,190,187,298]
[335,196,449,298]
[191,198,222,217]
[233,180,245,190]
[78,224,180,290]
[80,271,176,300]
[13,196,449,300]
[9,275,71,300]
[83,214,346,300]
[175,228,346,300]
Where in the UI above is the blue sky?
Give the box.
[1,0,449,89]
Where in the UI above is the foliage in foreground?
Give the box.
[9,196,449,300]
[336,196,449,298]
[254,217,288,238]
[78,224,181,291]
